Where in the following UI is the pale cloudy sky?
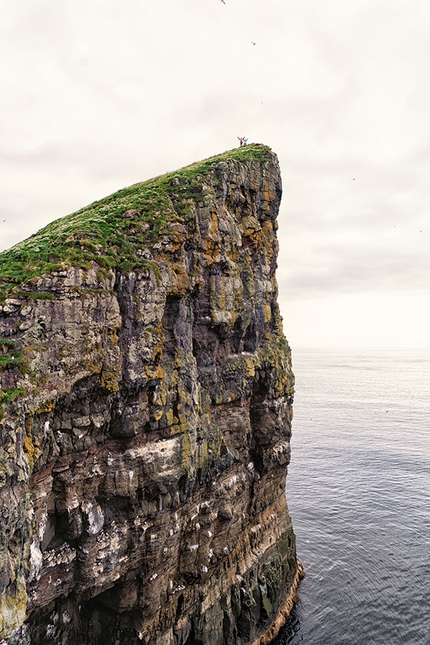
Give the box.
[1,0,429,349]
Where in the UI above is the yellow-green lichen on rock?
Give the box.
[0,582,27,640]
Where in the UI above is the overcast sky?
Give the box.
[1,0,429,349]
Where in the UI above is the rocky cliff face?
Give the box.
[0,144,302,645]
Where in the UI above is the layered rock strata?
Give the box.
[0,144,301,645]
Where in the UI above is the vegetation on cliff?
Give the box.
[0,144,273,306]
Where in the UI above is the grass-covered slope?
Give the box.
[0,144,273,305]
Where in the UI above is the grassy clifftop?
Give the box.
[0,144,273,305]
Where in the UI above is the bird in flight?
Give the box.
[251,41,257,45]
[221,0,225,4]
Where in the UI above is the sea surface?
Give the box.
[273,348,430,645]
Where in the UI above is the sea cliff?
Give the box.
[0,144,302,644]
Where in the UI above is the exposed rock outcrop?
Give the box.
[0,144,301,645]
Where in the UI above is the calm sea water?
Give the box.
[274,348,430,645]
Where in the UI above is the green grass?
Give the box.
[0,338,26,373]
[28,292,55,301]
[0,387,25,404]
[0,144,273,305]
[0,339,17,351]
[0,387,26,421]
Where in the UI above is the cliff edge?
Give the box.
[0,144,302,645]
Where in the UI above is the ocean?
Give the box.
[273,348,430,645]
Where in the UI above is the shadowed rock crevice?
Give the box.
[0,144,302,645]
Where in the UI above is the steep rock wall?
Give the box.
[0,145,302,645]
